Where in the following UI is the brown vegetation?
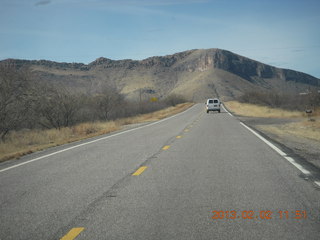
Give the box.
[0,65,33,141]
[0,63,188,141]
[225,101,304,118]
[259,120,320,142]
[227,89,320,118]
[225,99,320,142]
[238,90,320,111]
[0,62,191,162]
[0,103,193,162]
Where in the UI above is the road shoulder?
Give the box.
[237,116,320,170]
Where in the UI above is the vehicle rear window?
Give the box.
[208,100,213,104]
[214,100,219,103]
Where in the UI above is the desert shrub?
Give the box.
[164,94,187,106]
[239,90,320,111]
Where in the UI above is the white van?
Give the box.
[205,98,221,113]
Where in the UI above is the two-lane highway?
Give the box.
[0,104,319,240]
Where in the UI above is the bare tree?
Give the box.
[0,64,32,141]
[38,86,81,129]
[95,87,123,120]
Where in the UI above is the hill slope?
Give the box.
[1,48,319,101]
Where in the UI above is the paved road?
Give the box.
[0,104,319,240]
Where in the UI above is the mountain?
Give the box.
[1,49,319,101]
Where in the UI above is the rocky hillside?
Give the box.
[1,49,319,101]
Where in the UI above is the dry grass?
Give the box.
[225,101,304,118]
[259,119,320,142]
[0,121,120,162]
[225,101,320,142]
[118,103,193,125]
[0,103,193,162]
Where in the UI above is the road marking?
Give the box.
[132,166,147,176]
[314,181,320,187]
[284,157,311,175]
[222,104,233,116]
[240,122,311,175]
[162,145,170,150]
[184,129,189,132]
[60,228,84,240]
[176,136,182,139]
[240,122,286,156]
[0,104,197,173]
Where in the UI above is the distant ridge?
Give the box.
[1,48,319,101]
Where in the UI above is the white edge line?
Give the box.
[240,122,286,156]
[314,181,320,187]
[284,157,311,175]
[221,104,233,116]
[239,122,311,175]
[0,104,197,173]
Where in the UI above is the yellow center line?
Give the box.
[162,145,171,150]
[132,166,147,176]
[60,228,84,240]
[176,136,182,139]
[184,129,189,132]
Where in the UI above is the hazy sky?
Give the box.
[1,0,319,77]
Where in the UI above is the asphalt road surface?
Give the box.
[0,104,319,240]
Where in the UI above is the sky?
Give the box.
[0,0,319,77]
